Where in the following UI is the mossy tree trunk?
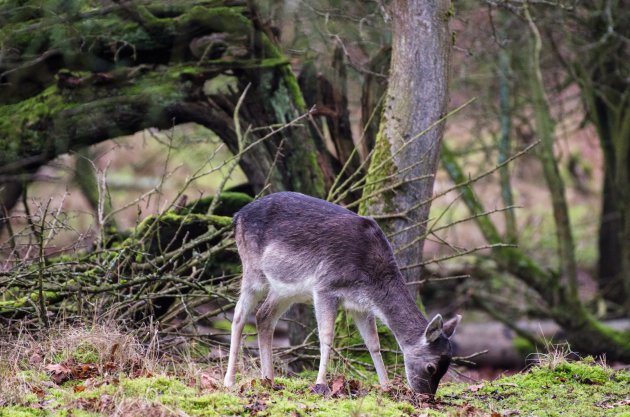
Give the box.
[359,0,452,288]
[525,6,579,303]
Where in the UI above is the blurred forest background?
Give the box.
[1,0,629,379]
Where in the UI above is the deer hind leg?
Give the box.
[353,310,389,386]
[224,281,264,387]
[314,295,339,385]
[255,293,292,381]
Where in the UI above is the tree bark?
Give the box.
[359,0,452,288]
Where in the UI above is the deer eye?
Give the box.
[425,363,437,375]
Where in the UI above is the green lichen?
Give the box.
[358,120,397,221]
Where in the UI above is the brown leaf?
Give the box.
[45,363,74,385]
[467,382,485,392]
[31,386,46,399]
[74,364,98,379]
[74,385,86,393]
[243,399,267,415]
[330,375,345,397]
[260,377,285,391]
[109,343,119,362]
[200,372,219,390]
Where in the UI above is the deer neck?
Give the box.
[374,278,428,351]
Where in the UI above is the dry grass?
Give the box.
[0,321,160,405]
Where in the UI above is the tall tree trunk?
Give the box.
[525,6,579,302]
[359,0,452,288]
[593,95,630,313]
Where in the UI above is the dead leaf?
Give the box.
[109,343,119,362]
[74,385,86,393]
[75,364,98,379]
[45,363,74,385]
[467,382,485,392]
[31,386,46,399]
[200,372,218,390]
[260,377,285,391]
[243,399,267,415]
[330,375,345,397]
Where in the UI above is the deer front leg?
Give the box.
[314,296,339,385]
[256,294,292,381]
[353,311,389,386]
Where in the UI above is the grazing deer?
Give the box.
[223,192,460,394]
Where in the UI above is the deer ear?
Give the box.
[443,314,461,339]
[423,314,443,344]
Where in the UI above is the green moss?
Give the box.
[0,406,49,417]
[203,75,239,97]
[119,376,195,399]
[5,359,630,417]
[358,121,397,220]
[183,192,253,216]
[134,212,231,237]
[280,65,306,111]
[181,392,246,415]
[0,84,79,163]
[441,359,630,417]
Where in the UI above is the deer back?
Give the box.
[233,192,403,303]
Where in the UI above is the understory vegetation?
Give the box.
[1,325,629,417]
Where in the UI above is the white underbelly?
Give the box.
[341,298,372,312]
[265,275,315,303]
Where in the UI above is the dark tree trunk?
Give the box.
[598,166,624,304]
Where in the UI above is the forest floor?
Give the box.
[1,326,629,417]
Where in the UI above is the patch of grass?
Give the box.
[2,325,629,416]
[441,357,630,417]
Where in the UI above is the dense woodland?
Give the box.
[1,0,630,405]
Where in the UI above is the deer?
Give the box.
[223,192,460,395]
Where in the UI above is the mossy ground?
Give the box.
[2,353,628,416]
